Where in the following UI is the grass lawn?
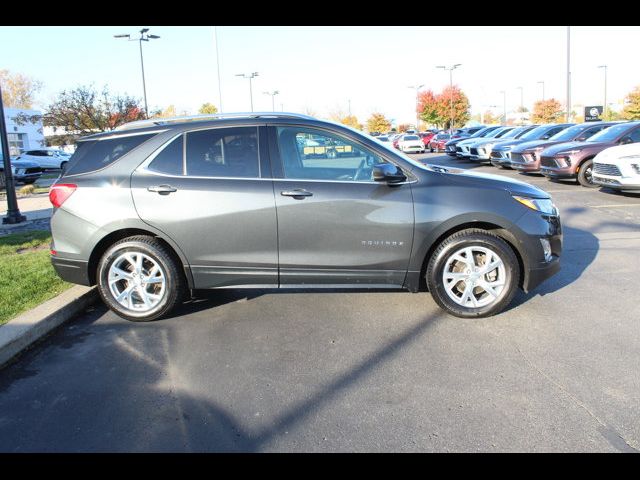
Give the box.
[0,230,71,326]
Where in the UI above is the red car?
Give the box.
[419,132,435,147]
[428,133,451,152]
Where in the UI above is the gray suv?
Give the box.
[49,113,562,321]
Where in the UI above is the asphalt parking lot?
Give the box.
[1,152,639,452]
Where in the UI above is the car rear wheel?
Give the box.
[60,161,68,172]
[426,229,520,318]
[97,236,185,322]
[577,159,598,188]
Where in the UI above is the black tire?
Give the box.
[577,159,598,188]
[430,147,434,153]
[60,161,68,172]
[426,229,520,318]
[96,235,186,322]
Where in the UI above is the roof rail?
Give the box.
[115,112,317,131]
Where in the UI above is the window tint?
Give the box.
[627,128,640,143]
[185,127,259,178]
[147,135,184,176]
[276,126,389,182]
[64,133,155,176]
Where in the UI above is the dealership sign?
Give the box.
[585,106,603,121]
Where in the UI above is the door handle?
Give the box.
[147,185,177,195]
[281,189,313,199]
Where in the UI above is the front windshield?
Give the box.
[586,123,633,142]
[519,125,554,141]
[403,135,419,140]
[470,127,492,138]
[549,124,590,142]
[500,127,527,139]
[492,127,513,138]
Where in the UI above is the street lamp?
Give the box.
[537,81,545,101]
[235,72,259,112]
[263,90,279,111]
[1,83,26,224]
[436,64,461,133]
[408,84,424,130]
[114,28,160,119]
[499,90,507,125]
[516,86,524,125]
[566,26,572,122]
[598,65,608,117]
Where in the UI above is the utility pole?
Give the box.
[1,84,26,224]
[263,90,279,111]
[598,65,608,118]
[214,26,223,112]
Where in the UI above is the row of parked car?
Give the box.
[0,148,72,186]
[375,128,480,154]
[436,122,640,191]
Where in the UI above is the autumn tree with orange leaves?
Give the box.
[531,99,564,124]
[417,86,470,130]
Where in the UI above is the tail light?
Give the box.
[49,183,77,208]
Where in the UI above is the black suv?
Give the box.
[49,113,562,321]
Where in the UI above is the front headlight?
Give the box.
[556,149,582,156]
[512,195,557,215]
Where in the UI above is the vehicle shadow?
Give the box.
[598,186,640,198]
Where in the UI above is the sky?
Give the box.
[1,26,639,126]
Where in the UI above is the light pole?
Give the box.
[499,90,507,125]
[566,26,571,122]
[436,64,461,133]
[236,72,259,112]
[598,65,608,118]
[114,28,160,119]
[537,81,545,101]
[408,84,424,130]
[263,90,279,111]
[214,26,223,112]
[1,83,26,224]
[517,86,524,124]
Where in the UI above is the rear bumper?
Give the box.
[51,256,91,286]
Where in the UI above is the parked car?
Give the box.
[510,122,615,174]
[48,112,561,321]
[16,148,72,170]
[0,154,43,185]
[489,123,574,168]
[419,132,436,147]
[591,143,640,192]
[375,135,394,148]
[444,126,501,156]
[456,127,514,159]
[468,125,538,162]
[428,133,451,152]
[398,134,426,154]
[540,121,640,187]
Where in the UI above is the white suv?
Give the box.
[17,148,71,170]
[592,143,640,192]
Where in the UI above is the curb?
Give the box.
[0,285,98,368]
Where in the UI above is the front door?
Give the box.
[270,125,414,287]
[131,125,278,289]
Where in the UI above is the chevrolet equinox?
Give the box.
[49,113,562,321]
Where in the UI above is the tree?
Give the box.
[198,103,218,114]
[151,105,177,118]
[340,115,363,131]
[0,69,42,109]
[621,85,640,120]
[417,89,440,127]
[435,86,470,130]
[366,113,391,134]
[531,98,564,124]
[482,110,500,124]
[398,124,410,133]
[602,109,623,121]
[44,85,145,143]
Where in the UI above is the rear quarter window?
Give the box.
[64,133,156,175]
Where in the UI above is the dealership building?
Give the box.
[3,107,45,157]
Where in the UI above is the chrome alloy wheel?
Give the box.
[108,252,166,312]
[442,246,506,308]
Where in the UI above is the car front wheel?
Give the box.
[577,159,598,188]
[426,229,520,318]
[97,235,185,322]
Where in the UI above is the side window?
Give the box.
[545,126,564,138]
[276,126,389,182]
[580,126,603,140]
[185,127,259,178]
[627,128,640,143]
[147,135,184,176]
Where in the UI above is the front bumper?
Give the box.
[540,166,576,179]
[468,147,492,161]
[592,174,640,190]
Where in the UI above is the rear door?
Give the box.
[131,125,278,289]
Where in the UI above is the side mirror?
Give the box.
[373,163,406,184]
[619,136,633,145]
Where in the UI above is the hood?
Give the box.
[445,136,474,147]
[457,136,492,146]
[422,164,550,198]
[9,159,40,168]
[542,140,614,156]
[594,142,640,161]
[512,139,556,153]
[492,138,528,150]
